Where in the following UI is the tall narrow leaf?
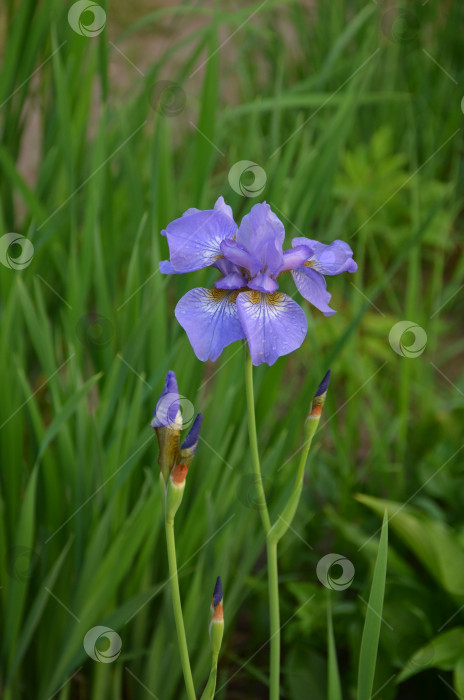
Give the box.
[357,510,388,700]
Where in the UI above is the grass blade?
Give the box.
[357,510,388,700]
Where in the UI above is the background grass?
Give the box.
[0,0,463,698]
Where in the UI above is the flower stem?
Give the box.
[267,540,280,700]
[244,346,280,699]
[244,347,271,533]
[162,478,196,700]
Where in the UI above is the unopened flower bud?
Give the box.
[306,369,331,438]
[209,576,224,658]
[179,413,203,468]
[151,371,182,482]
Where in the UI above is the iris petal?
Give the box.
[175,287,246,362]
[236,203,285,276]
[215,272,248,290]
[159,260,176,274]
[180,197,233,220]
[162,209,237,274]
[213,195,234,220]
[221,239,256,272]
[292,268,336,316]
[247,273,279,293]
[292,237,357,275]
[236,290,307,366]
[280,244,313,273]
[151,370,180,428]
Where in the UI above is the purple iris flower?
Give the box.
[160,197,357,366]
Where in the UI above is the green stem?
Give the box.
[244,346,279,699]
[163,479,196,700]
[199,656,218,700]
[267,540,280,700]
[244,346,271,533]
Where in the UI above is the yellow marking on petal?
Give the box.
[264,292,285,307]
[228,290,240,303]
[207,288,241,304]
[207,288,228,302]
[248,290,262,304]
[303,260,315,268]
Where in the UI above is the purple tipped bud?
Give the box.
[151,371,180,428]
[179,413,202,468]
[181,413,203,450]
[152,371,182,481]
[315,369,331,397]
[210,575,224,653]
[307,370,331,422]
[213,576,223,608]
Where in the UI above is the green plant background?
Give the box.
[0,0,463,698]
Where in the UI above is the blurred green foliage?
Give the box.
[0,0,463,698]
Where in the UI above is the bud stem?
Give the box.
[161,474,196,700]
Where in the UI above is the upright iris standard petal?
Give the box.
[220,239,256,273]
[236,291,307,366]
[235,203,285,276]
[292,267,336,317]
[292,237,357,275]
[160,207,237,274]
[175,287,246,362]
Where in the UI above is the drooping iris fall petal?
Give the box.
[175,287,246,362]
[236,291,307,366]
[291,267,336,317]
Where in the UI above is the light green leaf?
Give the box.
[397,628,464,682]
[357,494,464,596]
[357,510,388,700]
